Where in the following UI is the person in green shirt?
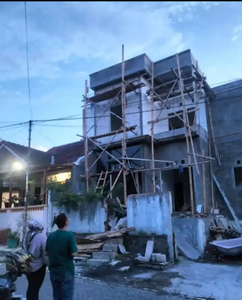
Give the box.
[45,213,78,300]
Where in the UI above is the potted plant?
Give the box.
[7,230,19,249]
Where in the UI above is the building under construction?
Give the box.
[81,47,217,215]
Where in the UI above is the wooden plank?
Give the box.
[77,243,103,251]
[150,62,156,193]
[90,125,136,140]
[75,237,101,244]
[176,54,195,215]
[84,79,89,191]
[89,82,145,103]
[213,175,242,233]
[121,44,127,206]
[86,227,135,240]
[202,149,207,213]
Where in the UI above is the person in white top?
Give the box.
[22,219,49,300]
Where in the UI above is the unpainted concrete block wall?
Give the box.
[172,217,211,256]
[127,192,173,260]
[209,80,242,218]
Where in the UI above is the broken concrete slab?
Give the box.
[87,259,109,267]
[93,251,116,261]
[118,244,129,255]
[151,253,167,263]
[145,240,154,258]
[117,266,130,272]
[173,220,209,260]
[103,244,118,252]
[136,240,154,262]
[174,232,201,260]
[114,218,127,230]
[109,260,121,266]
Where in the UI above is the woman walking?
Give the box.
[23,219,49,300]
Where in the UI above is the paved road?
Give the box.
[0,266,184,300]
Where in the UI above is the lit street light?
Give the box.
[12,161,24,171]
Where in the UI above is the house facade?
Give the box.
[208,79,242,219]
[85,49,213,212]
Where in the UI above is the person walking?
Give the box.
[45,213,78,300]
[22,218,48,300]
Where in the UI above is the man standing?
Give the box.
[45,213,78,300]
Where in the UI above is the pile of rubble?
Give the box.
[75,227,134,267]
[209,217,241,240]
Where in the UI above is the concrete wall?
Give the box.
[47,193,107,234]
[0,205,47,240]
[209,80,242,218]
[172,217,211,256]
[90,54,152,91]
[153,137,211,209]
[124,235,169,259]
[127,192,174,260]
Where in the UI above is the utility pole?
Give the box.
[23,120,32,237]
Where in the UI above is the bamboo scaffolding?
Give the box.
[84,80,89,191]
[121,44,127,205]
[150,62,156,193]
[80,46,216,215]
[176,54,195,215]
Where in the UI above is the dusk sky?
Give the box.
[0,1,241,151]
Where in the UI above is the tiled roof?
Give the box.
[0,139,51,166]
[47,140,93,164]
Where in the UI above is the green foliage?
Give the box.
[7,230,19,240]
[48,180,104,212]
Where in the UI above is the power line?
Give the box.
[0,87,241,130]
[24,2,33,119]
[0,122,29,130]
[8,125,28,139]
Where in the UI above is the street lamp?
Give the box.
[12,162,24,171]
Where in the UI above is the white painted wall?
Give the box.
[127,192,173,260]
[0,205,47,240]
[86,75,208,143]
[47,193,107,234]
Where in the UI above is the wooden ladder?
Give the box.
[95,171,108,194]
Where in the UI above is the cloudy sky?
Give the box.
[0,1,241,151]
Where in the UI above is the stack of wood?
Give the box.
[209,225,240,240]
[75,227,134,257]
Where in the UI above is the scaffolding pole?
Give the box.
[176,54,195,215]
[150,62,156,193]
[121,44,127,205]
[84,80,89,192]
[80,46,216,214]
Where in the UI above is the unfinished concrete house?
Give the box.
[81,47,216,215]
[208,79,242,219]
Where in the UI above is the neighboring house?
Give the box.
[209,79,242,219]
[0,139,73,209]
[85,49,213,212]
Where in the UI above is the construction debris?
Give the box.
[85,227,134,241]
[151,253,167,263]
[118,244,129,255]
[136,240,154,262]
[75,227,135,261]
[209,218,241,240]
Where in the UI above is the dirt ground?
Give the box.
[76,257,181,292]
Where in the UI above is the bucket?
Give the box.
[7,239,18,249]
